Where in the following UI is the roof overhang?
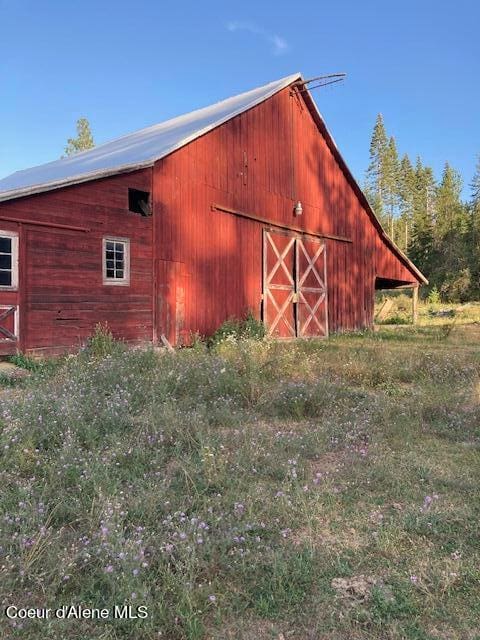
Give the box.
[294,81,428,285]
[0,73,302,204]
[0,161,155,203]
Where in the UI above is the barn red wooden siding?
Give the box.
[0,169,153,354]
[153,86,419,343]
[0,82,422,354]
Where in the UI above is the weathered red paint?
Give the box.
[0,170,154,354]
[152,86,421,342]
[0,84,423,354]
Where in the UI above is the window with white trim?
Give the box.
[0,231,18,289]
[103,237,130,285]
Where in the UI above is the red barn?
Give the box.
[0,73,426,355]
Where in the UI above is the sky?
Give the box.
[0,0,478,199]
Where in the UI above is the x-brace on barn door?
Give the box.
[263,229,328,338]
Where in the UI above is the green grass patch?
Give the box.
[0,323,479,639]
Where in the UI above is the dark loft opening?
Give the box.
[375,277,413,290]
[128,188,151,216]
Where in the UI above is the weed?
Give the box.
[0,325,479,639]
[8,353,40,371]
[427,286,441,305]
[208,311,266,346]
[378,314,412,325]
[83,321,122,359]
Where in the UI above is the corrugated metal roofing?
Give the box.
[0,73,301,202]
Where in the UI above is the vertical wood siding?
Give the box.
[153,87,419,341]
[0,169,154,353]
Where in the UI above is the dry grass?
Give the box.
[0,321,479,639]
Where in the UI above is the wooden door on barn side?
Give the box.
[296,237,328,338]
[0,230,20,355]
[263,230,328,339]
[156,259,189,346]
[263,230,296,338]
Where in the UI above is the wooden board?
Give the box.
[263,230,328,339]
[263,230,296,338]
[296,237,328,338]
[0,305,18,355]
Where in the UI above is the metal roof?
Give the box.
[0,73,301,202]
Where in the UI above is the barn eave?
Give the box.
[296,85,428,286]
[0,73,302,204]
[0,161,155,203]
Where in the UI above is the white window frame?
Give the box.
[102,237,130,286]
[0,230,19,291]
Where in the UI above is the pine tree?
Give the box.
[365,114,388,226]
[362,119,479,301]
[409,158,436,279]
[471,156,480,208]
[467,157,480,297]
[394,154,415,251]
[435,162,466,237]
[64,117,95,156]
[383,136,400,237]
[398,154,415,219]
[434,163,470,300]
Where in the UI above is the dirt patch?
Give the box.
[291,521,365,551]
[310,451,347,478]
[427,625,479,640]
[0,361,30,380]
[0,362,29,403]
[209,618,285,639]
[331,575,394,606]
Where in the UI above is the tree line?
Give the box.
[365,114,480,302]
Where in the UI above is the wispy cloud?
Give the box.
[227,21,289,56]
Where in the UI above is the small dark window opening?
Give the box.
[128,188,151,216]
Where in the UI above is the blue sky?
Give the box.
[1,0,478,198]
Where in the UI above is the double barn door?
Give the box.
[263,229,328,338]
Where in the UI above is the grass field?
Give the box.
[375,298,480,327]
[0,322,479,639]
